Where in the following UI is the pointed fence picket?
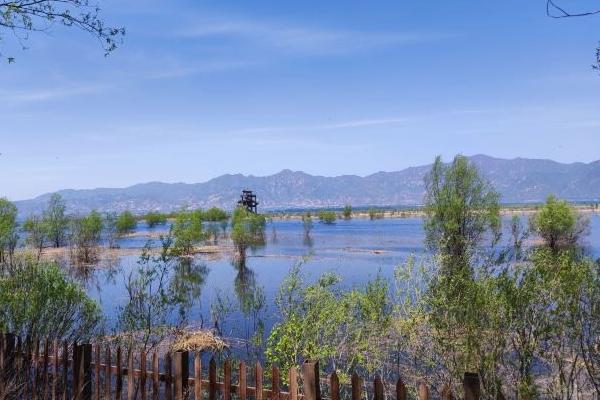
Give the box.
[0,332,483,400]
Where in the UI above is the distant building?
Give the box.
[238,190,258,213]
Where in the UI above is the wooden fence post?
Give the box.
[0,333,15,394]
[330,372,340,400]
[76,344,92,400]
[417,379,429,400]
[374,376,383,400]
[463,373,480,400]
[396,379,407,400]
[351,373,361,400]
[301,361,321,400]
[174,351,189,400]
[208,358,216,400]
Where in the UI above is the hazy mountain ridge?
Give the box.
[14,155,600,215]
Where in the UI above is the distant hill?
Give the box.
[14,155,600,215]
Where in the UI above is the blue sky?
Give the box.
[1,0,600,200]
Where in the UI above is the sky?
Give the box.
[1,0,600,201]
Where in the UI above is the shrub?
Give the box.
[145,211,168,228]
[115,210,137,235]
[317,210,336,224]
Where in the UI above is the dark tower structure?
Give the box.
[238,190,259,213]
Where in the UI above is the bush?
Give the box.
[202,207,228,222]
[368,208,384,220]
[115,210,137,235]
[342,205,352,220]
[145,211,168,228]
[70,211,103,263]
[317,210,336,224]
[231,207,266,259]
[171,210,205,255]
[0,259,101,341]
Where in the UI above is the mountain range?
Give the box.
[14,155,600,215]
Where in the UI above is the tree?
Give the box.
[0,0,124,62]
[170,210,204,255]
[117,241,208,351]
[22,215,46,259]
[424,155,500,273]
[0,258,101,341]
[317,210,336,225]
[530,195,589,252]
[144,211,168,228]
[0,198,18,266]
[231,207,266,262]
[115,210,136,236]
[70,210,103,263]
[266,266,391,377]
[43,193,68,248]
[104,212,119,249]
[202,207,228,222]
[342,205,352,220]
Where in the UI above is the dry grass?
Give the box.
[170,329,228,353]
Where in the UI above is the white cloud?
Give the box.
[0,84,109,103]
[177,18,454,56]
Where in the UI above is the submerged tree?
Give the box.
[170,209,205,255]
[115,210,137,236]
[22,215,46,260]
[70,210,103,263]
[231,207,266,263]
[530,195,589,252]
[43,193,69,248]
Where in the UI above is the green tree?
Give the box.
[424,155,500,273]
[0,198,18,265]
[342,205,352,220]
[0,258,101,341]
[368,208,384,220]
[22,215,46,260]
[317,210,336,225]
[144,211,168,228]
[170,210,204,255]
[115,210,137,236]
[43,193,69,248]
[266,266,391,378]
[231,207,266,262]
[530,195,589,252]
[70,210,103,263]
[203,207,229,222]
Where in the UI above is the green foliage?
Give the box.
[317,210,337,224]
[43,193,68,248]
[170,210,205,255]
[266,266,391,377]
[115,210,137,235]
[342,205,352,220]
[0,198,18,264]
[424,155,500,272]
[531,195,588,251]
[144,211,168,228]
[231,207,266,259]
[368,208,384,220]
[202,207,229,222]
[22,215,46,258]
[301,212,313,235]
[117,242,208,350]
[70,210,103,263]
[0,258,101,341]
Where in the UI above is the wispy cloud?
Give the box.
[0,84,109,103]
[177,18,454,56]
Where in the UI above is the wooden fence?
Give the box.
[0,333,482,400]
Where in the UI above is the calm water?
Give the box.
[81,214,600,346]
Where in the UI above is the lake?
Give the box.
[80,214,600,353]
